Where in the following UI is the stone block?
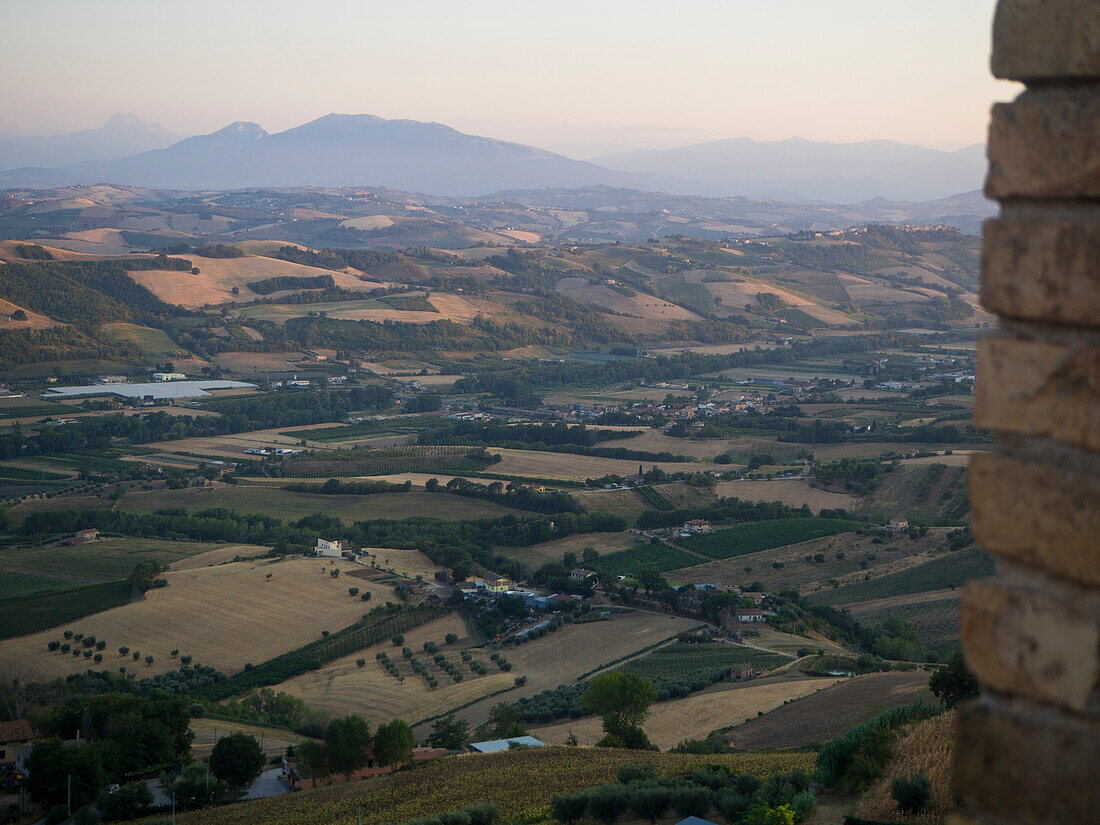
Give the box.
[986,91,1100,199]
[992,0,1100,81]
[982,217,1100,327]
[961,575,1100,712]
[954,699,1100,825]
[970,452,1100,587]
[974,334,1100,451]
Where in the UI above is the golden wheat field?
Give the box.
[854,711,957,825]
[490,448,728,480]
[0,557,389,678]
[529,676,844,749]
[164,746,816,825]
[275,613,512,724]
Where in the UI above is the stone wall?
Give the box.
[956,2,1100,822]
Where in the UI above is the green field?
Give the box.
[100,322,185,360]
[618,642,788,696]
[679,518,866,559]
[0,580,132,640]
[809,547,994,607]
[857,598,962,658]
[0,537,239,600]
[118,485,521,522]
[0,404,69,420]
[590,542,703,576]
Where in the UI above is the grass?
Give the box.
[0,404,69,420]
[809,548,993,607]
[0,580,132,640]
[590,542,702,576]
[0,537,237,600]
[100,322,184,360]
[118,485,520,523]
[679,518,866,559]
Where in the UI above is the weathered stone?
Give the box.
[974,334,1100,451]
[954,698,1100,825]
[986,91,1100,199]
[970,452,1100,587]
[961,575,1100,712]
[992,0,1100,80]
[982,217,1100,327]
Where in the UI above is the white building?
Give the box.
[152,372,187,382]
[315,538,349,557]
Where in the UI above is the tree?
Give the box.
[295,739,329,785]
[429,714,470,750]
[551,793,589,825]
[482,703,526,739]
[929,649,979,708]
[98,781,153,817]
[25,739,105,809]
[209,732,265,795]
[630,786,671,825]
[168,763,221,805]
[587,784,630,825]
[582,672,657,740]
[374,719,414,768]
[891,774,932,815]
[324,715,373,779]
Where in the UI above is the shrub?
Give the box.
[119,646,129,655]
[515,676,527,686]
[890,774,932,815]
[356,659,366,668]
[789,791,815,822]
[671,785,715,818]
[361,592,372,601]
[630,786,671,825]
[349,587,360,597]
[133,651,140,661]
[587,784,630,825]
[48,641,60,651]
[445,633,458,645]
[551,793,588,825]
[393,635,404,645]
[170,649,179,657]
[63,630,73,639]
[617,763,656,784]
[180,654,192,665]
[145,655,154,666]
[93,654,103,664]
[716,789,751,823]
[95,641,106,651]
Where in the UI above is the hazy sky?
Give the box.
[0,0,1017,158]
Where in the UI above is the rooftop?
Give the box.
[43,380,257,400]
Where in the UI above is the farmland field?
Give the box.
[168,746,815,825]
[724,670,933,749]
[808,547,993,607]
[589,542,704,576]
[190,718,309,759]
[450,611,699,729]
[0,581,132,641]
[492,531,638,569]
[713,479,858,512]
[276,614,516,724]
[117,485,521,522]
[679,518,866,559]
[0,556,393,677]
[489,449,727,481]
[530,676,843,749]
[0,537,264,600]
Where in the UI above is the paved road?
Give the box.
[244,768,289,800]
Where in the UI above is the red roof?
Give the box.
[0,719,32,743]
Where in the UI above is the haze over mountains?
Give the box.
[0,113,986,203]
[0,114,178,170]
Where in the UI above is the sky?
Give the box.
[0,0,1018,158]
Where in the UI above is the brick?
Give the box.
[992,0,1100,80]
[954,699,1100,825]
[982,217,1100,327]
[974,334,1100,451]
[970,452,1100,587]
[961,575,1100,712]
[986,91,1100,199]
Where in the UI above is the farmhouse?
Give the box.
[0,719,33,772]
[60,528,99,546]
[152,372,186,381]
[681,518,713,535]
[486,576,512,593]
[315,538,349,557]
[737,609,766,623]
[888,517,910,532]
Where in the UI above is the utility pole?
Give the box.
[171,792,176,825]
[67,774,71,818]
[358,805,363,825]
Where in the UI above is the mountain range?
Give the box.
[0,114,178,170]
[0,113,986,203]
